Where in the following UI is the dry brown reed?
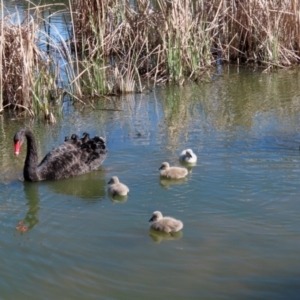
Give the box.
[71,0,300,96]
[0,0,4,113]
[1,13,37,115]
[214,0,300,66]
[0,4,63,121]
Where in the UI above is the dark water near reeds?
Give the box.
[1,66,300,299]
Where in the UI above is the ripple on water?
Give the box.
[1,68,300,299]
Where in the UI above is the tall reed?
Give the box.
[0,7,60,120]
[0,0,4,113]
[71,0,300,88]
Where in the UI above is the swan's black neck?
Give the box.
[22,129,39,181]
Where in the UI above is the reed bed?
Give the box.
[0,0,300,118]
[0,5,62,121]
[71,0,300,93]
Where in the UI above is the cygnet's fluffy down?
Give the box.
[179,149,197,163]
[149,211,183,233]
[159,162,188,179]
[107,176,129,196]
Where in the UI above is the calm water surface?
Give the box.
[1,67,300,299]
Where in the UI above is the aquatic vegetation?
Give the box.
[1,0,300,119]
[72,0,300,87]
[0,3,64,120]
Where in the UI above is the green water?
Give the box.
[0,67,300,299]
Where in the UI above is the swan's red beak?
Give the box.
[14,141,21,156]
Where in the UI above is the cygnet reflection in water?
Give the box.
[159,162,188,179]
[109,193,128,204]
[178,162,195,172]
[149,211,183,233]
[159,177,187,189]
[149,228,183,243]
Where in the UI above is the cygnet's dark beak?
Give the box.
[149,216,154,222]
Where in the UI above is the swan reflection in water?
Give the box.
[15,182,40,233]
[15,173,107,233]
[46,171,107,201]
[149,229,183,243]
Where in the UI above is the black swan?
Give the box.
[13,128,107,182]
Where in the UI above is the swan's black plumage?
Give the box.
[13,128,107,182]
